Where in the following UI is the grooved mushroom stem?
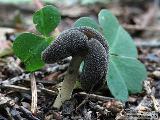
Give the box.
[53,56,83,108]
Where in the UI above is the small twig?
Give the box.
[74,92,118,113]
[39,86,58,96]
[75,92,115,101]
[123,24,160,32]
[75,99,88,112]
[2,84,30,93]
[30,73,38,114]
[1,83,57,97]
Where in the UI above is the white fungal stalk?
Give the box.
[53,56,83,109]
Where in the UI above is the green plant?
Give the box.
[13,5,147,109]
[13,5,61,71]
[74,10,147,100]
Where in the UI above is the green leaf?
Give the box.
[108,55,147,101]
[98,9,147,101]
[98,9,138,58]
[107,59,128,101]
[13,33,50,71]
[33,5,61,36]
[74,17,101,32]
[72,9,147,101]
[110,55,147,93]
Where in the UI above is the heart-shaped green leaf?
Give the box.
[74,17,101,32]
[107,58,128,101]
[98,9,147,101]
[13,33,50,71]
[98,9,137,58]
[108,55,147,101]
[33,5,61,36]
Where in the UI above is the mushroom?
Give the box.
[42,26,109,109]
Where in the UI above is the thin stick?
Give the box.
[123,24,160,32]
[1,84,57,96]
[30,73,38,114]
[76,92,115,101]
[2,84,30,93]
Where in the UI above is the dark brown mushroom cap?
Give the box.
[42,26,109,92]
[73,26,109,53]
[42,29,89,63]
[80,38,108,91]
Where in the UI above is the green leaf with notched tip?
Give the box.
[33,5,61,36]
[98,9,137,58]
[98,9,147,101]
[108,55,147,101]
[13,33,51,71]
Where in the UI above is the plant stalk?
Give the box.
[53,56,83,109]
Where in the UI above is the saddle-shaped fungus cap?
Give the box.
[42,26,109,92]
[80,38,108,91]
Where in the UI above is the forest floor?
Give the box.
[0,0,160,119]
